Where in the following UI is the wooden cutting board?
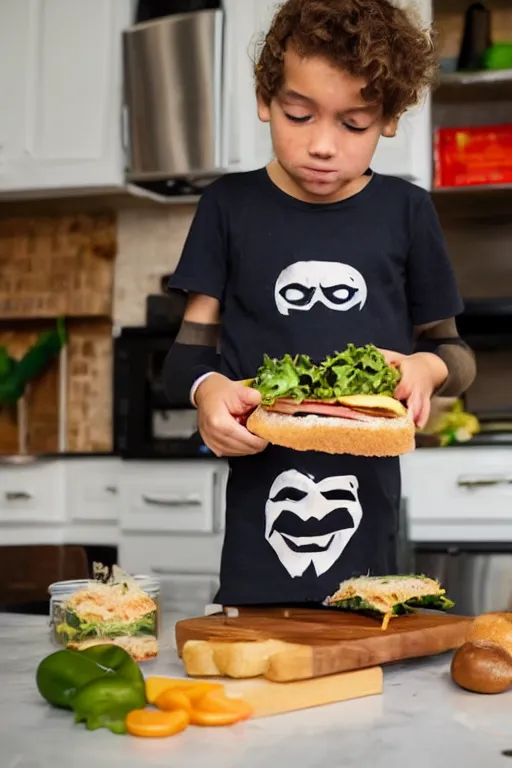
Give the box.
[175,606,471,683]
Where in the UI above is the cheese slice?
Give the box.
[334,395,406,417]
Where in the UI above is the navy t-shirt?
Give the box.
[170,168,463,606]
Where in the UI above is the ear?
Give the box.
[381,117,399,138]
[257,91,271,124]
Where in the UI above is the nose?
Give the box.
[308,122,336,160]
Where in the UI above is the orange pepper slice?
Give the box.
[145,677,221,704]
[182,682,223,704]
[190,709,243,727]
[196,690,253,721]
[155,689,193,714]
[126,709,190,738]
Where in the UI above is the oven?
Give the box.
[113,325,213,459]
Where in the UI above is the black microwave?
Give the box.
[113,325,214,459]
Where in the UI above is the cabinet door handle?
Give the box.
[105,486,118,494]
[141,494,201,508]
[151,567,213,577]
[5,491,32,502]
[457,476,512,488]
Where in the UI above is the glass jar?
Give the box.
[48,575,161,662]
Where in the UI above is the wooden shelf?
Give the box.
[439,69,512,87]
[431,183,512,219]
[435,68,512,103]
[432,183,512,194]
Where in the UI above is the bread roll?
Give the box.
[451,612,512,694]
[246,407,415,457]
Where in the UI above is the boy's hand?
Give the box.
[195,374,269,457]
[378,350,448,430]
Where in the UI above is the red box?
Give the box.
[434,124,512,189]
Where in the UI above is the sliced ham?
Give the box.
[265,399,377,422]
[342,407,398,419]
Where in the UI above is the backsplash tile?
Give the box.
[113,203,196,326]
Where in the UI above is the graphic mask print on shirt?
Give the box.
[265,469,363,578]
[274,261,367,316]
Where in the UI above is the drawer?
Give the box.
[157,572,219,615]
[0,460,65,525]
[401,448,512,523]
[119,534,221,617]
[118,532,223,577]
[66,458,121,523]
[118,462,222,534]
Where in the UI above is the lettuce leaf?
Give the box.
[252,345,401,406]
[57,610,157,643]
[327,594,455,618]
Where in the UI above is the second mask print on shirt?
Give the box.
[264,469,363,578]
[274,260,367,316]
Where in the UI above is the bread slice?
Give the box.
[67,634,158,662]
[246,406,415,457]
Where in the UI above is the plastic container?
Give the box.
[48,575,161,662]
[434,124,512,189]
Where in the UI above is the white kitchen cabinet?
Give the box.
[0,0,132,196]
[65,458,120,524]
[371,95,432,190]
[0,460,66,526]
[119,531,224,576]
[118,460,225,535]
[370,0,433,189]
[222,0,277,173]
[401,447,512,542]
[117,460,227,611]
[156,570,219,615]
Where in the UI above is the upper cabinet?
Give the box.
[221,0,275,174]
[370,0,433,189]
[0,0,433,197]
[0,0,132,196]
[371,96,432,190]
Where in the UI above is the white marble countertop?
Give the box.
[2,612,512,768]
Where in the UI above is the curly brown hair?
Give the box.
[255,0,438,119]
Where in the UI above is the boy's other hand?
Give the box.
[194,374,269,457]
[378,349,448,430]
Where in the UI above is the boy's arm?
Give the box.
[413,317,476,397]
[162,293,221,405]
[163,293,267,456]
[403,192,476,401]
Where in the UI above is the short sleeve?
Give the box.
[406,194,464,326]
[168,182,227,302]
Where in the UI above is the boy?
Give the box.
[163,0,476,606]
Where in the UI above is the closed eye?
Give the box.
[344,123,368,133]
[284,113,311,124]
[271,487,308,502]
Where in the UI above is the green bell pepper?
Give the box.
[79,644,145,688]
[36,649,109,709]
[71,676,146,735]
[36,644,145,719]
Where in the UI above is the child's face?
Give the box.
[258,48,398,202]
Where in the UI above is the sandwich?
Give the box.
[54,564,159,661]
[325,574,455,631]
[246,344,415,457]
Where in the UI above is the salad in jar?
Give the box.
[49,564,160,662]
